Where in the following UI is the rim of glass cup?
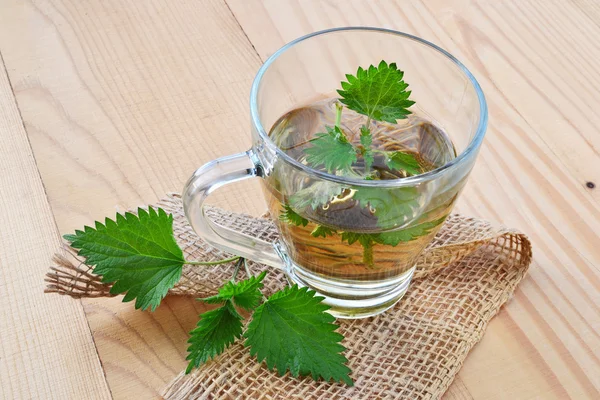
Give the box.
[250,27,488,188]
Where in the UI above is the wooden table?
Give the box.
[1,0,599,399]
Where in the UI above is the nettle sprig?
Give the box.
[282,61,442,265]
[65,207,352,385]
[304,61,419,177]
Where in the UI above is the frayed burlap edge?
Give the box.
[45,193,532,400]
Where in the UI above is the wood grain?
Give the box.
[0,0,266,231]
[0,0,265,398]
[0,56,111,399]
[0,0,599,398]
[224,1,600,399]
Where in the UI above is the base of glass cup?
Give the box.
[281,256,415,319]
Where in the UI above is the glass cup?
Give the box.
[183,27,487,318]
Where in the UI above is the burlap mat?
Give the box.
[45,193,532,400]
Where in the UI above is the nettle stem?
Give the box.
[186,255,240,266]
[363,239,374,267]
[230,257,244,282]
[335,101,343,128]
[360,116,374,176]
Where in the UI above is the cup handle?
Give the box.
[182,150,283,269]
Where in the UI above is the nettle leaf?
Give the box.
[203,271,267,311]
[338,60,415,123]
[376,216,447,246]
[352,186,420,228]
[288,182,345,212]
[385,151,422,176]
[340,232,375,248]
[305,126,357,173]
[280,204,309,227]
[64,207,184,311]
[186,273,269,374]
[244,285,353,385]
[311,225,337,238]
[186,301,243,373]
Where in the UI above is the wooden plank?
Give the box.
[1,0,598,398]
[224,1,600,399]
[0,0,265,398]
[0,0,266,231]
[0,56,111,399]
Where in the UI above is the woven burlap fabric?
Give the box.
[45,193,532,400]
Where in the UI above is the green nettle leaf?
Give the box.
[305,126,357,173]
[385,151,422,176]
[288,182,345,212]
[352,186,420,228]
[244,285,353,385]
[311,225,337,238]
[203,271,267,311]
[64,207,184,311]
[186,301,243,373]
[338,60,415,123]
[340,232,374,248]
[376,216,447,246]
[279,204,309,227]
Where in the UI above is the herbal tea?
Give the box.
[182,43,486,321]
[264,97,458,281]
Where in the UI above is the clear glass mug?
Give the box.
[183,27,487,318]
